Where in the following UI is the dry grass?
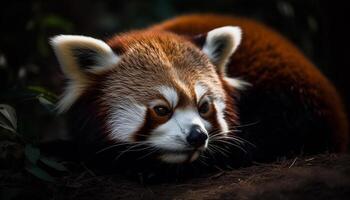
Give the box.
[1,153,350,200]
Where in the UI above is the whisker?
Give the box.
[137,147,158,160]
[198,156,209,166]
[208,131,251,154]
[234,120,260,128]
[211,135,245,145]
[214,140,247,153]
[234,136,256,147]
[95,141,148,155]
[209,129,256,148]
[114,143,150,161]
[208,144,230,158]
[205,146,216,157]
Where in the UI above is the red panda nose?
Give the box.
[186,125,208,148]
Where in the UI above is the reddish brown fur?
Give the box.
[106,31,224,105]
[149,14,348,152]
[63,14,348,168]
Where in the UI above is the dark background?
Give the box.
[0,0,349,141]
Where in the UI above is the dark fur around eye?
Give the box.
[154,105,171,116]
[199,101,210,114]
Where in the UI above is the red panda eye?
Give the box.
[153,106,171,117]
[198,101,210,116]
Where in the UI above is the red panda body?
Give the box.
[51,14,348,173]
[150,14,349,157]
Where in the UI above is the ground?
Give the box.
[1,153,350,200]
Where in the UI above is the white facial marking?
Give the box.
[213,100,229,135]
[174,109,210,134]
[108,100,146,142]
[148,116,187,151]
[157,86,179,107]
[223,77,251,90]
[149,108,210,153]
[194,82,208,103]
[159,153,188,163]
[148,99,167,108]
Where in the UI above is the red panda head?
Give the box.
[51,26,246,164]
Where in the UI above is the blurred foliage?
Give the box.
[0,101,68,183]
[0,0,348,194]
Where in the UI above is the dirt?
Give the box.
[1,154,350,200]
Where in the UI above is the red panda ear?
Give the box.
[50,35,120,112]
[50,35,119,81]
[193,26,242,75]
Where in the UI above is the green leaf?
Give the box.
[40,156,68,172]
[0,104,17,133]
[25,144,40,164]
[26,86,58,111]
[37,95,56,111]
[25,164,55,182]
[27,86,58,104]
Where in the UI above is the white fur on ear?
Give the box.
[50,35,120,112]
[50,35,119,77]
[202,26,242,73]
[223,77,251,90]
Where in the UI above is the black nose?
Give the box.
[186,125,208,147]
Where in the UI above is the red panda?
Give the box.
[50,14,348,169]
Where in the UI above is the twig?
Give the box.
[288,157,298,168]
